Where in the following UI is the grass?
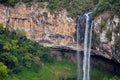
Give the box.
[38,61,77,80]
[91,67,120,80]
[5,61,77,80]
[5,61,120,80]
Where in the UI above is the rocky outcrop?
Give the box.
[0,3,76,49]
[93,11,120,64]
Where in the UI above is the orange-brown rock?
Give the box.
[0,3,76,49]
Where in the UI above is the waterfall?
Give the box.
[83,12,93,80]
[77,17,81,80]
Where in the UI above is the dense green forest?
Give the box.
[0,24,56,80]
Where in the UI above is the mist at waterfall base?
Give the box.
[76,12,93,80]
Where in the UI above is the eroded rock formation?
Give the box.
[0,3,76,49]
[93,11,120,64]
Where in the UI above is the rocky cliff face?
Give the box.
[93,11,120,64]
[0,3,76,49]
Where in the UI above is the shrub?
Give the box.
[0,25,51,76]
[114,26,120,34]
[0,62,7,80]
[93,32,100,44]
[0,53,18,69]
[106,30,112,41]
[110,76,120,80]
[115,37,120,50]
[100,22,106,32]
[31,63,41,73]
[16,28,26,37]
[38,2,46,9]
[41,53,55,63]
[93,0,120,17]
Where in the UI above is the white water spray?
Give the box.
[77,17,81,80]
[83,12,92,80]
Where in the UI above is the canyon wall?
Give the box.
[0,3,76,49]
[93,11,120,64]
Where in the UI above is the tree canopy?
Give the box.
[0,24,54,79]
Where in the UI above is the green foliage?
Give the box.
[93,32,100,44]
[114,26,120,34]
[38,2,46,9]
[5,62,120,80]
[112,2,120,14]
[0,24,3,27]
[109,76,120,80]
[0,0,32,6]
[115,37,120,50]
[93,2,110,17]
[0,62,7,80]
[47,0,95,18]
[0,0,119,18]
[102,76,120,80]
[0,53,18,69]
[22,0,32,3]
[100,22,106,32]
[91,67,120,80]
[103,77,109,80]
[93,0,99,5]
[41,53,55,63]
[30,63,41,73]
[0,0,95,18]
[0,0,19,6]
[5,61,77,80]
[93,0,120,17]
[106,30,112,41]
[9,76,19,80]
[0,25,53,78]
[47,0,60,11]
[114,26,120,50]
[16,28,26,37]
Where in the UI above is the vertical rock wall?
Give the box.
[0,3,76,48]
[93,11,120,63]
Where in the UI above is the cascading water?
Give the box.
[83,12,93,80]
[76,12,93,80]
[77,17,81,80]
[87,21,93,80]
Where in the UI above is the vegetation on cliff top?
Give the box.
[93,0,120,17]
[0,0,95,18]
[0,0,120,18]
